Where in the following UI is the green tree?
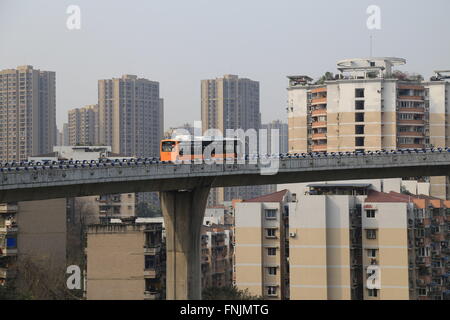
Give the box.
[314,72,334,85]
[136,202,162,217]
[202,286,263,300]
[392,70,424,81]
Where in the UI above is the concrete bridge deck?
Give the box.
[1,150,450,203]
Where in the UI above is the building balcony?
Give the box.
[0,267,7,279]
[311,133,327,140]
[416,256,431,266]
[1,248,17,256]
[0,204,18,213]
[397,131,424,137]
[311,109,327,117]
[144,291,161,300]
[144,245,161,255]
[312,144,327,152]
[202,256,210,264]
[398,96,425,101]
[398,144,425,149]
[397,119,425,126]
[311,87,327,94]
[397,107,425,113]
[311,97,327,105]
[398,84,425,91]
[311,121,327,128]
[144,268,159,278]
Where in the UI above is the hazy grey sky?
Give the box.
[1,0,449,130]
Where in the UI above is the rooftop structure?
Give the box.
[336,57,406,79]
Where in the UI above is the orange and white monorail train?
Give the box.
[160,137,242,162]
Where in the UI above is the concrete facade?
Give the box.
[98,75,163,158]
[234,190,290,299]
[287,58,450,199]
[201,225,234,289]
[0,65,56,162]
[0,199,67,290]
[86,222,164,300]
[160,185,211,299]
[279,180,450,300]
[288,194,363,300]
[68,105,99,146]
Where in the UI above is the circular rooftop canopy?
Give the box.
[337,57,406,69]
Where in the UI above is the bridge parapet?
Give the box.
[0,150,450,202]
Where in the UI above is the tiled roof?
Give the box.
[365,190,410,203]
[365,191,446,209]
[243,189,289,203]
[390,192,444,209]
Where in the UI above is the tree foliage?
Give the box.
[314,72,334,85]
[1,257,82,300]
[202,286,263,300]
[136,202,162,217]
[392,70,424,81]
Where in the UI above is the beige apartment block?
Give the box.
[284,181,450,300]
[0,199,67,291]
[288,188,366,300]
[68,104,99,146]
[361,192,410,300]
[287,58,450,199]
[86,222,164,300]
[0,65,56,162]
[234,190,290,299]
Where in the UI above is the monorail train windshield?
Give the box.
[161,141,176,152]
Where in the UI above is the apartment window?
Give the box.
[145,278,158,293]
[368,289,378,297]
[416,228,425,237]
[418,288,427,296]
[266,228,277,238]
[355,125,365,135]
[267,267,277,275]
[366,210,376,218]
[355,137,365,147]
[355,100,365,110]
[366,229,377,240]
[355,88,365,98]
[355,113,364,122]
[145,255,156,269]
[367,249,377,258]
[417,247,430,257]
[267,247,277,256]
[5,236,17,249]
[267,286,277,296]
[265,209,277,220]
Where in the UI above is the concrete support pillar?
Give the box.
[160,186,211,300]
